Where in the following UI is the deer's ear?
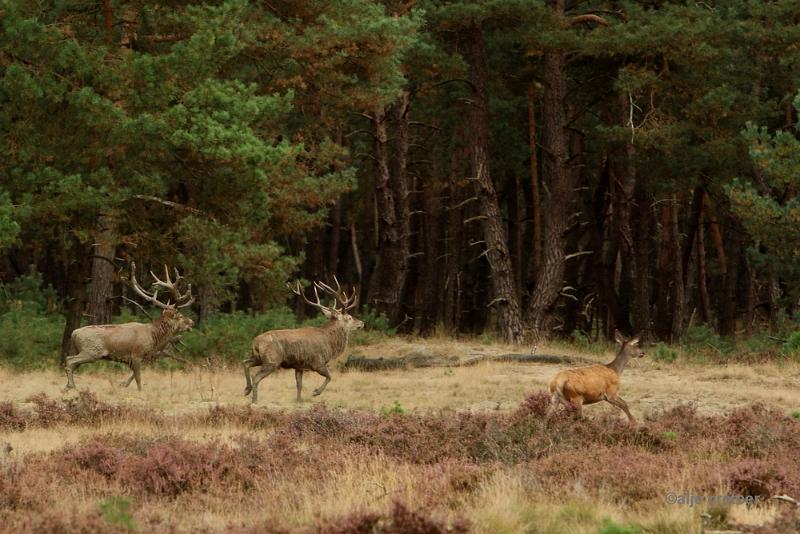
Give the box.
[614,330,624,344]
[321,308,334,319]
[628,336,640,346]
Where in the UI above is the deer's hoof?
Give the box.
[243,387,252,396]
[312,389,322,397]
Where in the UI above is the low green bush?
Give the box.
[651,343,677,364]
[598,518,641,534]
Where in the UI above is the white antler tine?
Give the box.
[312,285,321,304]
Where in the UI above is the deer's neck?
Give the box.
[323,321,351,356]
[606,350,630,376]
[150,315,178,351]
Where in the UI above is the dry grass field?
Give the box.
[1,338,799,533]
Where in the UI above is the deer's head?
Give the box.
[290,277,364,332]
[614,330,644,358]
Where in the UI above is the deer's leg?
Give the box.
[311,366,331,397]
[605,395,636,423]
[65,352,100,389]
[249,365,277,404]
[295,369,303,402]
[242,357,258,396]
[545,392,561,420]
[131,360,142,391]
[121,373,136,388]
[568,397,583,418]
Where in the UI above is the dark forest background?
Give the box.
[2,0,800,358]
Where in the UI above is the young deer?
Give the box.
[546,331,644,423]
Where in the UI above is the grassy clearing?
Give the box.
[3,336,797,419]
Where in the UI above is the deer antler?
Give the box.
[314,276,358,311]
[130,262,194,309]
[288,281,337,315]
[149,264,194,308]
[130,261,168,310]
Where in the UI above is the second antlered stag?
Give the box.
[243,278,364,403]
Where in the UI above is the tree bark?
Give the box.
[463,25,523,344]
[60,243,90,364]
[86,213,117,325]
[696,207,712,326]
[367,93,411,325]
[631,186,652,338]
[718,220,740,336]
[669,199,685,341]
[415,181,442,336]
[526,1,572,341]
[527,82,542,279]
[681,187,704,286]
[443,146,465,332]
[327,199,341,277]
[507,172,523,295]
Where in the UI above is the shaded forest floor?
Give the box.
[0,338,799,532]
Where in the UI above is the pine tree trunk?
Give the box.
[718,221,740,336]
[87,214,117,325]
[60,244,89,364]
[367,94,410,326]
[525,0,571,341]
[507,172,523,295]
[744,257,757,333]
[328,200,341,277]
[655,202,672,341]
[527,82,542,280]
[696,209,712,326]
[768,272,781,329]
[669,199,685,341]
[631,186,652,338]
[463,25,523,344]
[443,149,465,332]
[416,181,441,336]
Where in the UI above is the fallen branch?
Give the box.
[341,353,592,371]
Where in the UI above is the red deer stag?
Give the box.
[546,331,644,423]
[243,278,364,403]
[65,263,194,391]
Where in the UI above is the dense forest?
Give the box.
[1,0,799,351]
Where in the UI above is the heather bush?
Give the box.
[0,401,26,431]
[64,441,126,479]
[725,459,796,499]
[26,392,71,426]
[6,510,130,534]
[732,508,800,534]
[126,438,225,497]
[320,501,469,534]
[514,391,550,419]
[1,399,799,531]
[201,403,284,429]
